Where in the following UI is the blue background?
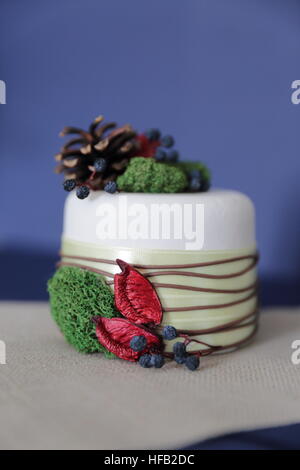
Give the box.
[1,1,300,450]
[1,0,300,302]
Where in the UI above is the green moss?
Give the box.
[48,266,118,356]
[117,157,188,193]
[175,161,211,183]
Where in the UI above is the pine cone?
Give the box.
[55,115,138,196]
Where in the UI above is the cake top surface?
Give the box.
[63,189,256,251]
[54,115,211,199]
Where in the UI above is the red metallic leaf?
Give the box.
[114,259,163,325]
[134,134,160,158]
[93,317,161,361]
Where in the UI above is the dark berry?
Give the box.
[189,169,202,180]
[185,355,200,371]
[161,135,174,148]
[173,342,186,357]
[145,128,161,141]
[166,150,179,163]
[154,148,166,162]
[189,177,202,192]
[76,185,90,199]
[174,354,187,365]
[63,179,76,192]
[94,158,107,173]
[130,335,147,352]
[200,179,211,192]
[150,354,165,368]
[163,325,177,340]
[104,181,117,194]
[139,354,152,368]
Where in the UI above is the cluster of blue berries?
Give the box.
[145,128,179,163]
[63,178,117,199]
[188,169,210,193]
[130,335,165,369]
[162,325,200,371]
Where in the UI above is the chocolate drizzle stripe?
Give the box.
[175,307,258,335]
[141,261,257,279]
[138,281,258,294]
[60,252,259,270]
[96,278,258,295]
[163,290,257,312]
[57,261,113,278]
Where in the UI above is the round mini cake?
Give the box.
[60,189,258,354]
[48,115,258,371]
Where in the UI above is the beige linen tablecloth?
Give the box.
[0,302,300,450]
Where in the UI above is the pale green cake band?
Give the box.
[60,237,259,352]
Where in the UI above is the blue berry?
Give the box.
[104,181,117,194]
[63,179,76,192]
[139,354,152,368]
[150,354,165,368]
[166,150,179,163]
[76,185,90,199]
[200,179,210,192]
[94,158,107,172]
[174,354,187,365]
[161,135,174,148]
[130,335,147,352]
[145,128,161,141]
[155,148,166,162]
[189,177,202,192]
[185,355,200,371]
[163,325,177,340]
[173,342,186,357]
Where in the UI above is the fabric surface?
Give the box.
[0,302,299,450]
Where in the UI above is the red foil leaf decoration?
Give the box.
[134,134,160,158]
[93,317,161,362]
[114,259,163,325]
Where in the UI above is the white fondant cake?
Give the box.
[61,189,258,354]
[63,189,256,251]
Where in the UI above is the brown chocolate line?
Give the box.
[57,261,113,278]
[164,323,259,357]
[144,258,257,279]
[60,252,259,270]
[59,257,258,294]
[145,281,258,294]
[174,307,258,335]
[163,290,257,312]
[93,276,258,295]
